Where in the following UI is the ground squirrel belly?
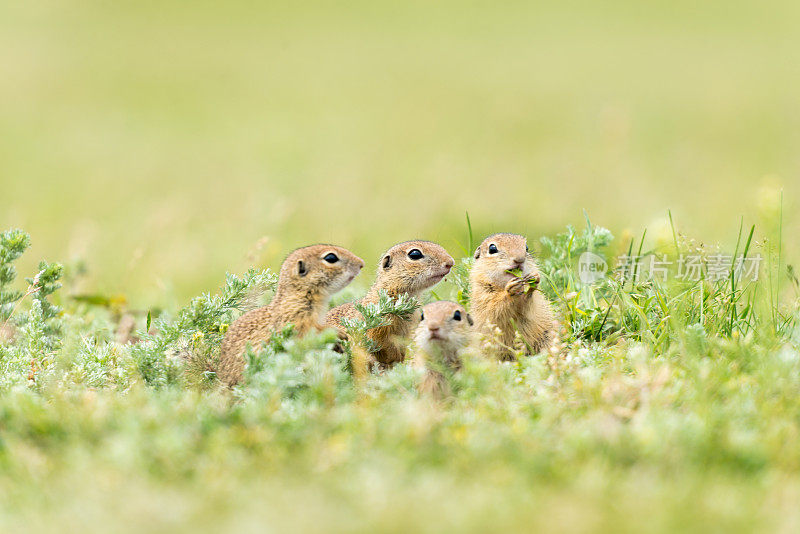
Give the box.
[326,240,454,367]
[413,301,473,397]
[469,233,554,360]
[218,245,364,386]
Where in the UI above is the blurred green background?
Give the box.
[1,0,797,307]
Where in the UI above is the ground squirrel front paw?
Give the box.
[505,273,540,296]
[523,273,540,286]
[505,277,527,296]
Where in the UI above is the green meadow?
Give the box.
[1,1,799,532]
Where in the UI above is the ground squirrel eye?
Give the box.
[453,310,462,321]
[420,311,425,321]
[488,244,498,254]
[525,245,529,252]
[408,249,424,260]
[323,253,339,263]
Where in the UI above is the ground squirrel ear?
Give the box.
[297,260,307,276]
[473,246,481,259]
[382,255,392,270]
[467,314,474,326]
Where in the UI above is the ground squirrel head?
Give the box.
[375,240,454,296]
[473,233,538,287]
[414,301,473,354]
[278,244,364,297]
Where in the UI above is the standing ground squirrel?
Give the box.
[469,233,554,360]
[326,240,454,367]
[413,300,473,397]
[217,245,364,386]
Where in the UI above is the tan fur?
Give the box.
[413,301,473,397]
[217,245,364,386]
[326,240,454,367]
[469,233,554,360]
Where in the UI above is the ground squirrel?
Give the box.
[469,233,554,360]
[413,300,473,397]
[217,244,364,386]
[326,240,454,367]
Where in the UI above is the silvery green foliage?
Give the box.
[0,230,64,390]
[22,261,64,346]
[238,329,355,415]
[362,360,423,399]
[448,257,474,308]
[0,229,32,320]
[340,289,419,354]
[132,268,278,387]
[59,330,138,390]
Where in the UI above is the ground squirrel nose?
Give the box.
[444,258,454,269]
